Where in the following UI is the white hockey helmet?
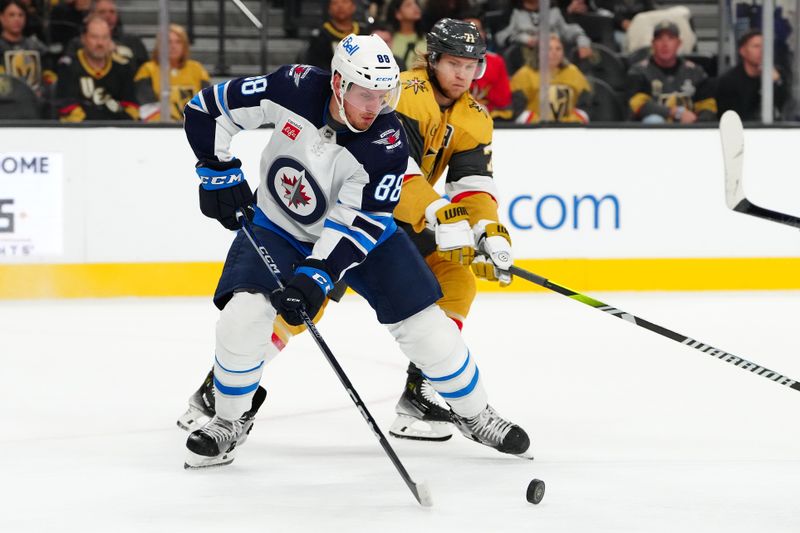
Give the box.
[330,34,401,133]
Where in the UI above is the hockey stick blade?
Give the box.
[719,110,800,229]
[235,210,433,507]
[509,265,800,393]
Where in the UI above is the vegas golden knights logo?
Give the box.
[548,84,574,121]
[174,86,196,117]
[79,76,121,112]
[4,50,41,88]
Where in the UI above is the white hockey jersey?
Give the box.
[184,65,413,282]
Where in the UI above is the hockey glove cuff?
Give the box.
[472,220,513,286]
[270,259,333,326]
[196,158,255,230]
[425,198,475,266]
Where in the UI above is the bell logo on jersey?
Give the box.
[288,65,311,87]
[372,128,402,151]
[266,157,327,224]
[281,119,302,140]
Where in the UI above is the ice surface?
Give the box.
[2,291,799,532]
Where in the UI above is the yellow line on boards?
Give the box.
[0,257,798,299]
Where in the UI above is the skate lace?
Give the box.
[420,380,449,408]
[468,406,513,445]
[201,417,243,443]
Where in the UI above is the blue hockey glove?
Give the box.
[269,259,334,326]
[196,158,254,230]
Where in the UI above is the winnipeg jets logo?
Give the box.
[281,171,312,207]
[266,157,327,224]
[372,128,403,150]
[288,65,311,87]
[403,77,427,94]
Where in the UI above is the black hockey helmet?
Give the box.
[426,18,487,77]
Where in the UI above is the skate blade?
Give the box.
[514,450,535,461]
[184,449,236,470]
[389,415,453,442]
[176,405,212,433]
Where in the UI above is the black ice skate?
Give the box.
[452,404,533,459]
[176,369,267,432]
[389,366,454,441]
[183,387,267,469]
[176,370,216,432]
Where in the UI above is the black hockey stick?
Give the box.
[719,110,800,229]
[235,210,433,507]
[508,264,800,393]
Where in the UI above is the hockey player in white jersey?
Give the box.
[182,34,530,468]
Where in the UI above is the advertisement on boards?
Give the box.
[0,152,63,259]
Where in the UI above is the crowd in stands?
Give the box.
[0,0,793,123]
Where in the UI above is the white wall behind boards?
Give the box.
[1,126,798,265]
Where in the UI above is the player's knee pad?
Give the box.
[216,291,276,364]
[214,292,276,419]
[386,304,464,370]
[387,304,486,417]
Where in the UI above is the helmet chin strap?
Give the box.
[333,77,368,134]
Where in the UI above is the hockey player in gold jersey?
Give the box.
[388,18,515,441]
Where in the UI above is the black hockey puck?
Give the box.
[526,479,545,504]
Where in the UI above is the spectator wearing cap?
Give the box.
[716,30,786,122]
[626,21,716,123]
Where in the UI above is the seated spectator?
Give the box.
[716,30,786,122]
[64,0,149,72]
[0,0,54,97]
[305,0,365,69]
[496,0,592,59]
[48,0,91,53]
[55,15,138,121]
[370,21,406,70]
[594,0,654,51]
[464,15,513,120]
[626,21,716,124]
[510,33,591,123]
[134,24,209,122]
[387,0,425,69]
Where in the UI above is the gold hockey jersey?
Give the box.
[394,68,499,231]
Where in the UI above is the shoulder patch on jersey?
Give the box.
[280,118,303,140]
[266,157,328,224]
[403,77,428,94]
[467,98,489,117]
[287,64,312,87]
[372,128,403,150]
